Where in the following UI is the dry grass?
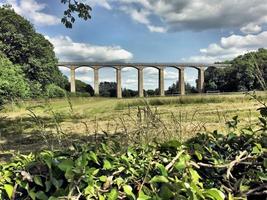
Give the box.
[0,91,266,157]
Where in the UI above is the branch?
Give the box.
[166,150,185,171]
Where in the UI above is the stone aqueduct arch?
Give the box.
[57,62,230,98]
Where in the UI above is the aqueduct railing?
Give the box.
[57,62,230,98]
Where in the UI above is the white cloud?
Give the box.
[76,67,93,74]
[3,0,60,26]
[184,31,267,62]
[86,0,112,10]
[148,25,167,33]
[240,24,262,34]
[76,76,93,83]
[165,71,178,80]
[144,67,158,76]
[122,67,135,72]
[117,4,166,33]
[45,35,133,62]
[58,66,70,73]
[109,0,267,32]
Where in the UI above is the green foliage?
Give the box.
[1,125,267,199]
[0,53,29,104]
[205,48,267,92]
[60,0,92,28]
[0,6,68,92]
[46,84,66,98]
[122,88,138,97]
[66,80,94,96]
[166,81,197,95]
[100,82,117,97]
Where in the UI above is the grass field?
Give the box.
[0,92,266,158]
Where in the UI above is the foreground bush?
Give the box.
[0,128,266,199]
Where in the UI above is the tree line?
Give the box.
[205,48,267,92]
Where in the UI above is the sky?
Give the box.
[2,0,267,90]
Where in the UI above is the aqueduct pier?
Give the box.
[57,62,230,98]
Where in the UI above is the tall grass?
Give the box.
[114,94,263,110]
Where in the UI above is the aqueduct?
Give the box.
[57,62,230,98]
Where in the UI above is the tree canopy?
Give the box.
[205,48,267,92]
[0,7,68,91]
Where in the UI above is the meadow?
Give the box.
[0,92,266,156]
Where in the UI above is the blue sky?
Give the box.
[2,0,267,90]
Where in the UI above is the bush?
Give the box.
[28,81,43,98]
[0,53,29,104]
[0,129,266,199]
[46,84,66,98]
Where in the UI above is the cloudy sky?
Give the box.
[2,0,267,89]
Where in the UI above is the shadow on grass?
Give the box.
[0,115,127,162]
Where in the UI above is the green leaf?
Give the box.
[51,178,63,189]
[29,190,36,200]
[34,176,43,187]
[4,184,13,200]
[108,188,118,200]
[159,184,173,199]
[115,177,124,187]
[137,190,151,200]
[103,159,112,170]
[174,154,191,171]
[123,185,136,200]
[36,191,48,200]
[45,181,51,192]
[189,168,201,183]
[89,151,99,164]
[204,188,225,200]
[84,185,94,196]
[194,150,203,160]
[156,163,168,176]
[48,196,58,200]
[48,197,58,200]
[99,175,107,182]
[150,176,169,183]
[98,193,105,200]
[58,159,74,171]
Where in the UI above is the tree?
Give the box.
[166,82,179,95]
[166,81,196,94]
[0,52,29,104]
[122,88,138,97]
[65,80,94,96]
[99,82,117,97]
[60,0,92,28]
[204,49,267,92]
[0,7,68,92]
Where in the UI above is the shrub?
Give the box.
[46,84,66,98]
[0,129,266,199]
[0,53,30,104]
[28,81,43,98]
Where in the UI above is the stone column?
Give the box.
[159,68,165,96]
[70,66,76,93]
[138,68,144,97]
[197,67,205,93]
[179,67,185,95]
[94,68,99,96]
[116,68,122,98]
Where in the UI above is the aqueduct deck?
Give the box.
[57,62,230,98]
